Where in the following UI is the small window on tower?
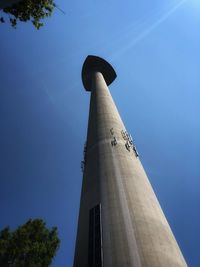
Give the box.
[88,204,103,267]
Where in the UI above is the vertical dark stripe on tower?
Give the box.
[88,204,103,267]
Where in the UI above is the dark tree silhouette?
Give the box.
[0,0,55,29]
[0,219,60,267]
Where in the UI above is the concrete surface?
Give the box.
[73,56,187,267]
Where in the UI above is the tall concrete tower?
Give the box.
[74,55,187,267]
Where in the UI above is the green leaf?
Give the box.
[0,219,60,267]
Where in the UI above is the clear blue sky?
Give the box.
[0,0,199,266]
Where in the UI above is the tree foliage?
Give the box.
[0,219,60,267]
[0,0,55,29]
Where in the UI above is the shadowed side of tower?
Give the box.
[73,55,187,267]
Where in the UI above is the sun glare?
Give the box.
[189,0,200,7]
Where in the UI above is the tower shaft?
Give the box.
[74,57,187,267]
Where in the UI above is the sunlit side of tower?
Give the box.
[73,55,187,267]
